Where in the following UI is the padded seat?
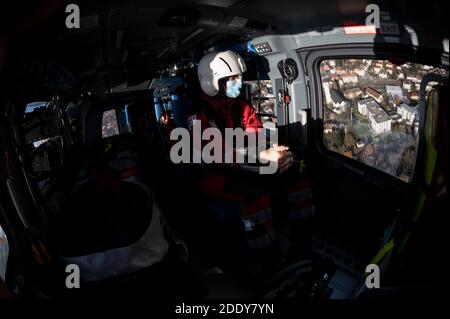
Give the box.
[55,150,169,281]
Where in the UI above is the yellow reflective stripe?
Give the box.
[424,140,437,186]
[370,239,394,266]
[413,91,437,223]
[412,191,426,223]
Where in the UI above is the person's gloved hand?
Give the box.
[259,145,294,173]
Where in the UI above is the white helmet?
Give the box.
[197,50,247,96]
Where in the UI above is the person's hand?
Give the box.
[259,145,294,173]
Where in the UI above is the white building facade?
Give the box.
[397,103,418,124]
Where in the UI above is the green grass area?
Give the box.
[353,123,371,138]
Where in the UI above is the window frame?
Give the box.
[298,43,447,187]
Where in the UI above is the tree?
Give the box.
[332,80,339,90]
[392,68,398,79]
[325,129,352,154]
[396,145,416,178]
[344,132,356,149]
[409,63,419,74]
[392,122,406,133]
[360,144,375,164]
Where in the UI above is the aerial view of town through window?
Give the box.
[247,80,276,127]
[320,59,448,182]
[101,109,120,138]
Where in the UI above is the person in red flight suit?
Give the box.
[187,51,303,276]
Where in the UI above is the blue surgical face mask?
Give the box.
[225,78,243,98]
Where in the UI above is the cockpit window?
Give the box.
[246,80,276,127]
[25,101,50,114]
[320,58,447,183]
[101,109,120,138]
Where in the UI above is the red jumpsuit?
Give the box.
[187,93,274,249]
[188,93,316,251]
